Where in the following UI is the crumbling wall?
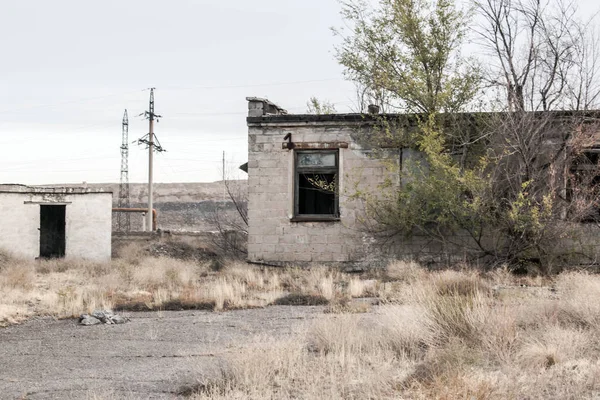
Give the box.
[246,101,402,267]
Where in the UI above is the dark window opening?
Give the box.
[40,205,66,258]
[568,149,600,222]
[295,150,339,220]
[299,173,336,214]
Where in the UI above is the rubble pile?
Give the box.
[79,310,129,326]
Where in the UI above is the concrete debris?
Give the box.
[79,310,129,326]
[79,315,101,326]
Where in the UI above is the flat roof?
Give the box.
[0,184,112,194]
[247,110,600,125]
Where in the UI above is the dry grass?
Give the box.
[180,262,600,400]
[187,319,410,400]
[0,245,381,326]
[4,248,600,399]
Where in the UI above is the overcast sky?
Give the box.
[0,0,356,184]
[1,0,598,184]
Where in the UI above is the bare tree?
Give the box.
[206,163,248,259]
[475,0,600,111]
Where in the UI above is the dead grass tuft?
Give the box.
[384,259,424,282]
[0,248,17,271]
[377,304,431,359]
[272,293,329,306]
[433,270,491,297]
[0,262,35,290]
[518,325,592,369]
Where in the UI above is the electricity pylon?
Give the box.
[116,109,131,232]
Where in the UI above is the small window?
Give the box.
[568,149,600,222]
[294,150,339,220]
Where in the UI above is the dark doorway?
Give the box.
[40,205,66,258]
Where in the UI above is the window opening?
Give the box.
[569,148,600,222]
[295,150,339,219]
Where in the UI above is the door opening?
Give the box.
[40,205,66,258]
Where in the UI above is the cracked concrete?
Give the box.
[0,307,324,399]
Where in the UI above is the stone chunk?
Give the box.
[79,315,101,326]
[111,315,127,324]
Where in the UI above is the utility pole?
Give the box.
[116,109,131,232]
[222,150,226,199]
[137,88,165,232]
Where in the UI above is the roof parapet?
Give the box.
[246,97,287,117]
[0,184,111,194]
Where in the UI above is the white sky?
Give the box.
[0,0,598,184]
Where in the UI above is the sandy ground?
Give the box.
[0,306,323,399]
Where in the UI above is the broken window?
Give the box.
[294,150,339,219]
[568,148,600,222]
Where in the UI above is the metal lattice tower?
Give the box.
[117,109,131,232]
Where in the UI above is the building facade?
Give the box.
[0,185,113,261]
[245,97,418,267]
[246,99,600,268]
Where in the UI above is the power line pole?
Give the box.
[116,109,131,232]
[137,88,165,232]
[222,150,226,199]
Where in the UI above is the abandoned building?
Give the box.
[245,97,600,267]
[246,97,406,267]
[0,185,112,261]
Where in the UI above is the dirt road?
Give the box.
[0,307,323,399]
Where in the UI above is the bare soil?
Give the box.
[0,306,322,399]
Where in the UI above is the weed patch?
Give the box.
[272,293,329,306]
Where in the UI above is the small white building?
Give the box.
[0,185,113,262]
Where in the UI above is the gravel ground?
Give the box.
[0,306,324,399]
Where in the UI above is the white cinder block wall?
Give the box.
[0,192,40,259]
[0,187,112,262]
[65,193,113,262]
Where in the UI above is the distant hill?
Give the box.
[42,181,248,232]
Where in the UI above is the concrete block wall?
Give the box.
[0,190,112,262]
[245,101,438,266]
[245,100,506,267]
[245,103,600,267]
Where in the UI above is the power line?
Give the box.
[161,78,342,92]
[0,89,144,115]
[0,77,345,115]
